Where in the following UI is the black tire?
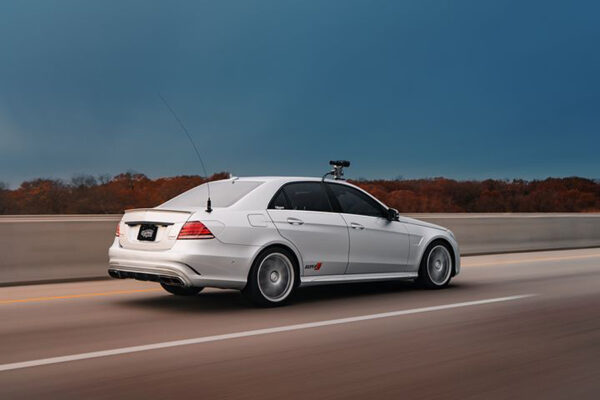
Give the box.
[242,247,297,307]
[416,241,453,289]
[160,283,203,296]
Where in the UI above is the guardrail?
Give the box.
[1,213,599,286]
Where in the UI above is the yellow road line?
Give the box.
[464,253,600,267]
[0,288,162,304]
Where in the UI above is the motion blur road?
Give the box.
[1,248,599,399]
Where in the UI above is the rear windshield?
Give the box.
[159,180,263,209]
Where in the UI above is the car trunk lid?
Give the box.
[118,208,193,250]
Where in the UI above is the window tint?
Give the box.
[281,182,331,212]
[328,184,385,217]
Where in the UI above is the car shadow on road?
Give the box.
[115,280,473,313]
[290,280,472,306]
[116,289,251,313]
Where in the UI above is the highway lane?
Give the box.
[0,248,599,399]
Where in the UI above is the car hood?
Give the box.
[399,216,448,232]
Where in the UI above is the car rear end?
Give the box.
[108,179,270,290]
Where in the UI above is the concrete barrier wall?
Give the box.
[0,215,120,285]
[411,213,600,255]
[1,213,599,286]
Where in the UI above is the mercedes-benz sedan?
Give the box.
[108,177,460,306]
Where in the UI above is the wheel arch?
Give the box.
[419,237,459,277]
[247,241,303,288]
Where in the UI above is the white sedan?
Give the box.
[108,176,460,306]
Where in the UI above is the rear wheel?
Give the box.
[417,241,453,289]
[160,283,203,296]
[243,248,297,307]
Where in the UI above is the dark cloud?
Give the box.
[1,0,599,187]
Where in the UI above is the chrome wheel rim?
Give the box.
[427,245,452,285]
[257,253,294,302]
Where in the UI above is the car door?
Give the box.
[266,182,350,276]
[326,183,410,274]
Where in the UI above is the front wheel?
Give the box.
[243,248,297,307]
[417,241,453,289]
[160,283,203,296]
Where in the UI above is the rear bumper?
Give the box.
[108,238,259,290]
[108,268,187,287]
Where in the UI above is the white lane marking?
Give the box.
[0,294,535,372]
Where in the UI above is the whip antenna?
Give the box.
[158,93,212,212]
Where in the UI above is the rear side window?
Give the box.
[269,190,289,210]
[160,180,262,209]
[327,183,385,217]
[276,182,332,212]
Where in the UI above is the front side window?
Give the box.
[327,183,385,217]
[279,182,332,212]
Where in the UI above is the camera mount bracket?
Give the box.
[322,160,351,181]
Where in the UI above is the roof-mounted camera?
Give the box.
[323,160,351,181]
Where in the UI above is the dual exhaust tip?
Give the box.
[108,269,185,287]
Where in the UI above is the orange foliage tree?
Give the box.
[351,177,600,212]
[1,174,598,214]
[0,172,229,214]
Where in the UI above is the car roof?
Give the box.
[229,176,355,185]
[162,176,385,211]
[225,176,387,210]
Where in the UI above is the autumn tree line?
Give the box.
[0,173,599,214]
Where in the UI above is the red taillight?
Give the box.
[177,221,214,240]
[116,223,121,237]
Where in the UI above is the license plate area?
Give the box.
[137,224,158,242]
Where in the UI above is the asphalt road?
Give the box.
[1,248,599,399]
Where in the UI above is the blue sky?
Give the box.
[1,0,599,187]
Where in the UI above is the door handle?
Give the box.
[350,222,365,230]
[287,217,304,225]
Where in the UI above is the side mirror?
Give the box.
[386,208,399,221]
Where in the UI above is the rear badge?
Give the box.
[138,224,158,242]
[305,262,323,271]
